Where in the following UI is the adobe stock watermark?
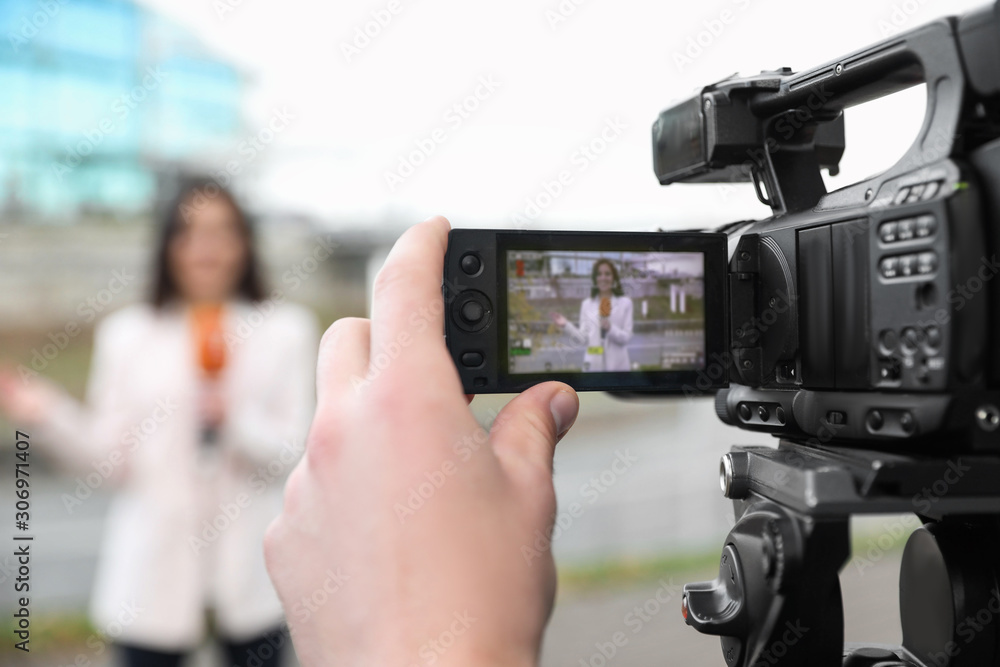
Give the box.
[915,255,1000,331]
[58,600,145,666]
[228,625,292,667]
[188,438,306,554]
[544,0,590,30]
[913,458,971,515]
[673,0,755,73]
[51,68,169,180]
[681,287,796,398]
[408,611,477,667]
[350,275,465,393]
[924,587,1000,667]
[61,397,179,514]
[238,568,349,659]
[522,448,639,564]
[7,0,68,54]
[876,0,930,38]
[224,235,339,351]
[850,513,920,576]
[578,579,680,667]
[287,567,351,626]
[751,619,810,665]
[510,116,628,228]
[392,408,509,523]
[715,83,834,203]
[384,75,501,192]
[851,459,969,575]
[213,0,250,20]
[16,268,136,383]
[340,0,410,63]
[179,107,295,213]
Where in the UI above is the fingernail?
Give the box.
[550,390,579,438]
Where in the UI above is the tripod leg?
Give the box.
[900,518,1000,667]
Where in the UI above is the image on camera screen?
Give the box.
[506,250,706,374]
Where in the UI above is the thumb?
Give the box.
[489,382,579,476]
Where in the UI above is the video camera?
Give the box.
[445,2,1000,665]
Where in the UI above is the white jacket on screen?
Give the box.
[36,299,317,650]
[562,295,634,372]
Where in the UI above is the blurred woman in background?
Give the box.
[550,258,633,372]
[0,178,317,667]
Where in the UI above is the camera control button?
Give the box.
[460,300,485,323]
[905,183,925,203]
[901,327,923,353]
[879,329,899,353]
[897,219,916,241]
[899,254,917,276]
[921,180,941,200]
[894,187,911,205]
[925,326,942,350]
[879,221,898,243]
[460,253,482,276]
[452,291,493,333]
[915,214,937,237]
[917,252,937,274]
[460,351,484,368]
[900,412,916,434]
[880,257,899,278]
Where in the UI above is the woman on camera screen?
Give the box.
[550,258,634,372]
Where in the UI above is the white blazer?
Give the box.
[562,295,634,372]
[36,300,317,650]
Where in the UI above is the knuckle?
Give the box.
[303,415,342,468]
[372,262,410,301]
[262,516,284,570]
[521,407,556,443]
[318,317,356,353]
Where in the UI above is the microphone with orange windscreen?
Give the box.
[599,296,611,339]
[192,304,227,445]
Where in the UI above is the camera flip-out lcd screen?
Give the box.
[444,229,728,394]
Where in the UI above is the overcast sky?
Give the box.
[137,0,984,233]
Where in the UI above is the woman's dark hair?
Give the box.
[590,258,624,297]
[150,177,266,308]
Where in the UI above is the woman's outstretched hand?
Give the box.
[0,369,59,425]
[549,312,568,329]
[264,216,580,667]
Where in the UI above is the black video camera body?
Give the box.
[445,2,1000,452]
[651,1,1000,452]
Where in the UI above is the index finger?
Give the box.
[370,215,452,375]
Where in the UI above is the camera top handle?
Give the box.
[653,1,1000,217]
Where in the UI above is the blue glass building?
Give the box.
[0,0,243,220]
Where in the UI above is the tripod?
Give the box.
[682,441,1000,666]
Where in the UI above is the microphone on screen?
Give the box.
[599,297,611,339]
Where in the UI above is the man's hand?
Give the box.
[264,216,580,667]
